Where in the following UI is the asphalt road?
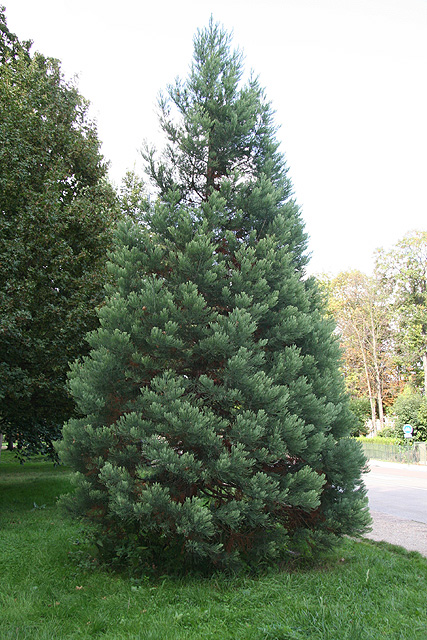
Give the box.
[363,460,427,557]
[364,460,427,523]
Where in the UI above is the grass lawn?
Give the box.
[1,450,426,640]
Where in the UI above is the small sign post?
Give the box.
[403,424,413,439]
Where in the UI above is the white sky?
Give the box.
[6,0,427,276]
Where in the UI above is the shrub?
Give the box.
[348,397,371,436]
[391,386,423,442]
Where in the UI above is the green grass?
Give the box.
[356,436,400,445]
[1,451,426,640]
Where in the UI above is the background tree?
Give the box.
[118,170,149,224]
[415,398,427,441]
[321,270,398,433]
[59,20,370,572]
[390,386,423,443]
[375,231,427,393]
[0,8,119,458]
[347,397,371,437]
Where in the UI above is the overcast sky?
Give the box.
[6,0,427,276]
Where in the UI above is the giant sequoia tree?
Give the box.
[0,9,118,457]
[59,21,370,570]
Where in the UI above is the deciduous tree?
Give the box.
[322,271,398,432]
[0,8,118,458]
[375,231,427,393]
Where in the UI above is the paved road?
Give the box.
[363,460,427,557]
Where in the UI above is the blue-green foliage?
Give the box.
[58,20,370,571]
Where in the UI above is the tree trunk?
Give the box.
[377,389,384,430]
[423,352,427,395]
[0,432,3,461]
[355,324,377,434]
[370,306,385,430]
[206,129,216,199]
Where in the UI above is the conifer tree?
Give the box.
[58,20,370,570]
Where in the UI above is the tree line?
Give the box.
[320,230,427,440]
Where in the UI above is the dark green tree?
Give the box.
[0,8,118,458]
[415,399,427,441]
[58,20,370,570]
[390,386,424,442]
[348,397,371,437]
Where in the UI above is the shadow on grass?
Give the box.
[0,450,73,512]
